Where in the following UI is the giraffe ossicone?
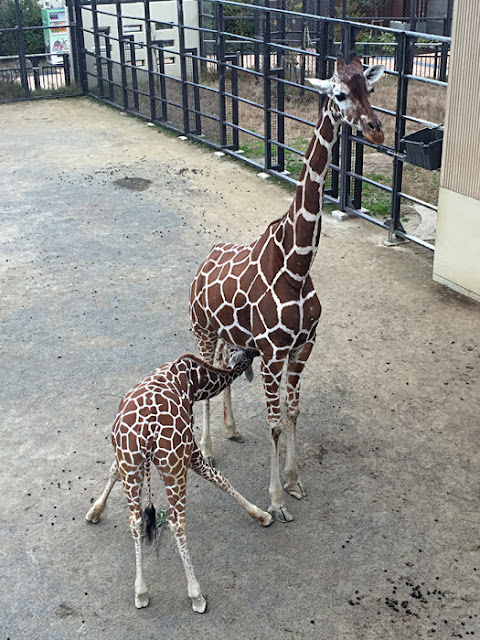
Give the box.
[189,55,385,522]
[86,347,272,614]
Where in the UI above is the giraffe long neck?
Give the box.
[278,101,341,282]
[188,359,241,403]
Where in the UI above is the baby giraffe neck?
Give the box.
[191,361,238,403]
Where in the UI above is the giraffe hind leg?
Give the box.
[164,473,207,613]
[86,461,120,524]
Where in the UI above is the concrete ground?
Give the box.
[0,98,479,640]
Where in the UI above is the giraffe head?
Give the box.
[307,55,385,145]
[228,346,256,382]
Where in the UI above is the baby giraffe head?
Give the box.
[307,54,385,145]
[228,346,256,382]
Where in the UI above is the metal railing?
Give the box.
[4,0,450,250]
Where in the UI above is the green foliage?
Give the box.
[357,30,397,55]
[0,0,44,56]
[223,1,254,39]
[345,0,384,17]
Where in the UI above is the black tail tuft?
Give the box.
[144,504,157,545]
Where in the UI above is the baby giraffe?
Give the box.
[86,347,272,614]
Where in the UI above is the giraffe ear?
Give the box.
[306,77,333,96]
[364,64,385,84]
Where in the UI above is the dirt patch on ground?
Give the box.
[1,97,479,640]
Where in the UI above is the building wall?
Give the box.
[82,0,199,79]
[433,1,480,302]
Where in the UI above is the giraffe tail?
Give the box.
[144,504,157,545]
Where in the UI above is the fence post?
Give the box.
[115,0,129,109]
[263,2,272,170]
[387,31,412,244]
[143,0,157,123]
[338,23,354,212]
[71,0,88,93]
[216,1,228,147]
[177,0,190,135]
[63,53,71,86]
[91,0,104,98]
[13,0,30,98]
[186,48,202,135]
[65,0,80,88]
[225,53,239,150]
[253,0,262,82]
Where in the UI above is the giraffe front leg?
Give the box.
[200,398,215,466]
[223,384,244,442]
[284,342,314,500]
[195,329,218,466]
[86,461,120,523]
[262,357,293,523]
[190,446,272,526]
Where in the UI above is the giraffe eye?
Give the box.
[336,92,346,102]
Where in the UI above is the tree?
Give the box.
[0,0,44,56]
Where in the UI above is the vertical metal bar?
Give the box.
[155,42,167,121]
[388,31,411,243]
[103,35,114,101]
[73,0,88,93]
[352,136,364,209]
[63,53,71,86]
[143,0,156,122]
[276,66,285,173]
[66,0,80,87]
[339,22,353,211]
[263,3,272,170]
[14,0,30,98]
[33,67,41,90]
[231,53,239,150]
[216,1,227,147]
[198,0,206,73]
[115,0,128,109]
[91,0,104,97]
[177,0,190,135]
[129,40,139,111]
[253,0,261,81]
[439,0,453,83]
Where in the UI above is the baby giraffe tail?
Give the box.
[144,504,157,545]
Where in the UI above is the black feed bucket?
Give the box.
[402,127,444,170]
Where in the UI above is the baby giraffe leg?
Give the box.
[164,476,207,614]
[190,447,273,526]
[86,461,120,523]
[130,511,150,609]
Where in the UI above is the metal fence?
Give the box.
[4,0,451,250]
[0,0,81,101]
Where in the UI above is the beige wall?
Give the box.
[82,0,199,78]
[433,1,480,302]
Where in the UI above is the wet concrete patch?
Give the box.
[113,176,152,191]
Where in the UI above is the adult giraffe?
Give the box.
[189,55,385,522]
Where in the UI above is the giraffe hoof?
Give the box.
[228,432,245,443]
[191,594,207,614]
[135,591,150,609]
[258,511,274,527]
[284,481,307,500]
[269,506,294,523]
